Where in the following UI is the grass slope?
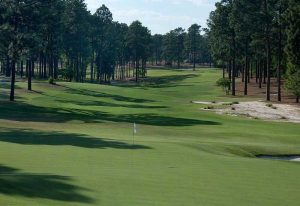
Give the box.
[0,68,299,206]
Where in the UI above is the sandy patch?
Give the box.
[192,101,232,105]
[257,155,300,162]
[195,101,300,123]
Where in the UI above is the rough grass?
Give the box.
[0,68,299,206]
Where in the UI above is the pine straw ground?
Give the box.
[235,77,298,104]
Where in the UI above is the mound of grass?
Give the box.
[204,105,215,110]
[48,77,55,85]
[266,103,273,107]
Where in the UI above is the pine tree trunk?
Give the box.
[263,60,267,84]
[255,60,258,83]
[39,56,42,78]
[32,60,35,78]
[20,60,23,78]
[250,61,253,80]
[193,52,196,71]
[277,2,282,102]
[91,52,94,82]
[232,35,236,96]
[5,55,10,77]
[28,59,32,91]
[264,0,270,103]
[259,60,262,88]
[266,45,271,101]
[10,60,16,101]
[43,57,47,78]
[232,58,236,96]
[26,60,28,77]
[135,59,139,82]
[244,57,248,95]
[54,58,58,79]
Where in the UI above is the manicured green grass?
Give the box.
[0,68,299,206]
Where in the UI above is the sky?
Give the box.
[85,0,218,35]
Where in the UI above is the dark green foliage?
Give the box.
[1,0,298,103]
[48,77,55,85]
[217,77,231,94]
[126,21,151,82]
[186,24,201,70]
[285,0,300,102]
[207,0,299,102]
[0,1,153,101]
[163,28,186,69]
[150,34,164,65]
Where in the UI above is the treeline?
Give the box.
[207,0,300,102]
[0,0,210,102]
[152,24,211,70]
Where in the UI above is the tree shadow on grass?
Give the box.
[0,128,150,149]
[60,85,155,103]
[0,93,8,100]
[113,74,199,88]
[0,165,93,203]
[0,83,21,90]
[56,99,167,109]
[0,102,221,126]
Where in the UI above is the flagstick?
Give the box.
[132,123,135,146]
[133,128,135,146]
[130,123,135,190]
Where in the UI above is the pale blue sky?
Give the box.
[85,0,218,35]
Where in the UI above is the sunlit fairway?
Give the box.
[0,68,300,206]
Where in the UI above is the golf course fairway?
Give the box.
[0,68,299,206]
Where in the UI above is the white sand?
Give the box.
[192,101,232,105]
[194,100,300,123]
[258,155,300,162]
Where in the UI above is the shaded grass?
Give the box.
[0,165,93,203]
[0,128,150,149]
[0,101,220,126]
[113,74,199,88]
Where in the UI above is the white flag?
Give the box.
[133,123,137,134]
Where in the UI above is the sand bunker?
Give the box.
[257,155,300,162]
[194,101,300,123]
[192,101,231,105]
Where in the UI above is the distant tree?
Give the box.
[163,32,176,67]
[163,28,186,69]
[63,0,90,82]
[1,0,299,103]
[207,0,284,99]
[114,22,129,80]
[93,4,115,83]
[126,21,151,82]
[186,24,201,71]
[0,0,48,100]
[172,28,185,69]
[208,1,237,95]
[151,34,163,65]
[285,0,300,102]
[217,78,231,95]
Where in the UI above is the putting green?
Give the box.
[0,68,299,206]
